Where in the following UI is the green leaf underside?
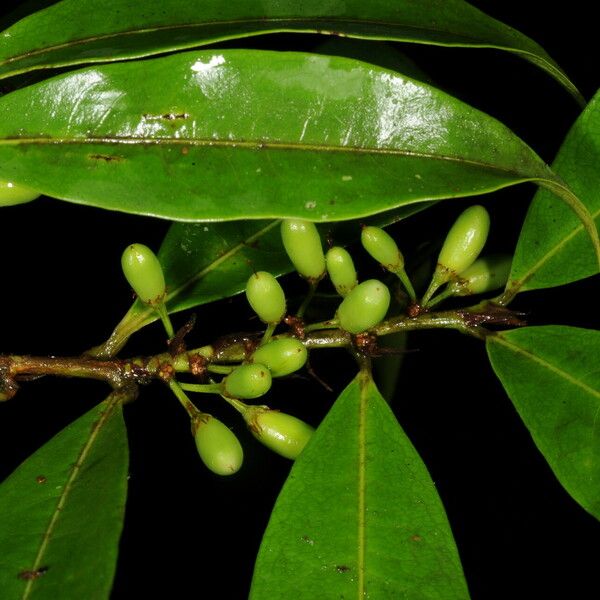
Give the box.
[250,372,469,599]
[0,391,130,599]
[508,90,600,294]
[0,49,565,223]
[487,326,600,521]
[92,203,430,359]
[0,0,580,102]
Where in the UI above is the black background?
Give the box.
[0,2,599,598]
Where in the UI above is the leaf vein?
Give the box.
[357,371,368,599]
[21,393,122,599]
[491,334,600,400]
[509,205,600,293]
[0,135,540,179]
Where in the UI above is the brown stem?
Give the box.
[0,354,152,400]
[2,355,123,382]
[1,303,523,401]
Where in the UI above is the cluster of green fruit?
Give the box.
[119,205,510,476]
[278,218,393,332]
[277,208,511,331]
[420,205,512,306]
[121,241,314,476]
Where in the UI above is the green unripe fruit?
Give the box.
[245,271,286,324]
[0,180,40,206]
[447,254,512,296]
[281,219,326,280]
[326,247,358,296]
[436,205,490,283]
[251,338,308,377]
[361,226,404,272]
[223,363,272,399]
[194,415,243,476]
[246,407,314,459]
[337,279,391,334]
[121,243,166,305]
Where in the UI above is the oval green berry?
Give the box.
[247,408,314,459]
[0,180,40,206]
[245,271,286,324]
[251,338,308,377]
[436,205,490,281]
[223,363,272,399]
[326,247,358,297]
[281,219,326,280]
[361,226,404,272]
[121,243,166,305]
[194,415,243,476]
[447,254,512,296]
[336,279,391,334]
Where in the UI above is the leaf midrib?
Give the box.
[0,135,541,179]
[357,372,368,599]
[0,14,528,68]
[490,333,600,400]
[510,205,600,292]
[21,395,122,600]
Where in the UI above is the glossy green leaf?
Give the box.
[0,0,581,102]
[505,90,600,300]
[487,326,600,520]
[90,204,429,359]
[0,50,596,247]
[0,390,130,599]
[250,372,469,599]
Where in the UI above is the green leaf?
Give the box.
[250,372,469,599]
[0,0,582,102]
[487,326,600,521]
[0,389,131,599]
[504,90,600,299]
[0,50,595,241]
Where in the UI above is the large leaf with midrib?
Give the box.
[0,0,581,102]
[250,372,469,599]
[0,50,589,227]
